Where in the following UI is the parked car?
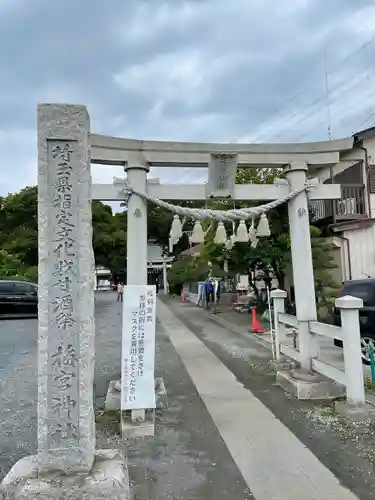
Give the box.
[333,278,375,364]
[0,280,38,318]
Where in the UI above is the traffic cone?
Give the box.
[249,307,266,334]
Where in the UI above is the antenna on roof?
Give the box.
[324,51,332,140]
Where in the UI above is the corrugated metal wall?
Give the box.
[343,224,375,280]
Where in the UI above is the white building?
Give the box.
[310,126,375,281]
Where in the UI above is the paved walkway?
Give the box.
[95,293,253,499]
[157,299,359,500]
[1,293,372,498]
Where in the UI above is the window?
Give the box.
[14,282,37,295]
[369,166,375,194]
[0,282,16,294]
[344,284,375,306]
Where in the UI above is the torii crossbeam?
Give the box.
[90,132,355,424]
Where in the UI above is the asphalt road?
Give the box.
[0,293,253,499]
[0,292,119,481]
[3,293,375,499]
[0,316,37,480]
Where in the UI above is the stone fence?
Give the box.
[271,290,365,407]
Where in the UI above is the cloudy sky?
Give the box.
[1,0,375,202]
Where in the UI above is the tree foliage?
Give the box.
[167,254,225,293]
[92,201,127,276]
[310,227,339,311]
[193,167,339,311]
[0,186,127,281]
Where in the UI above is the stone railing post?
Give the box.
[335,295,365,407]
[271,289,287,361]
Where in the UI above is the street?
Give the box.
[0,317,37,480]
[2,293,375,499]
[0,294,122,481]
[0,294,252,499]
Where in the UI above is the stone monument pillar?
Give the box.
[37,103,95,473]
[0,103,130,499]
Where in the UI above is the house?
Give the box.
[309,126,375,281]
[178,128,375,284]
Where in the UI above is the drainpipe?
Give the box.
[357,144,371,218]
[336,235,352,281]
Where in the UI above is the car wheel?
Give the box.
[360,335,375,365]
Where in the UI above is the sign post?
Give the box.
[121,285,156,412]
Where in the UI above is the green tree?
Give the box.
[198,167,339,312]
[167,254,224,294]
[92,202,127,276]
[0,186,127,281]
[0,186,38,269]
[200,167,289,291]
[310,227,339,312]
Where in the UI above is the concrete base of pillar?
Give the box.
[0,449,130,500]
[334,400,375,420]
[269,358,297,371]
[104,378,168,413]
[104,378,167,439]
[276,369,346,400]
[120,410,155,438]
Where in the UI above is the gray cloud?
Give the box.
[1,0,375,197]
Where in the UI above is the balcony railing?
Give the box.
[310,184,367,223]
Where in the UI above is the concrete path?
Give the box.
[157,299,359,500]
[95,292,254,499]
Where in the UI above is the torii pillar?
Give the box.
[285,161,318,370]
[124,153,149,425]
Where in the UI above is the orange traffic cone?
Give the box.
[249,307,266,334]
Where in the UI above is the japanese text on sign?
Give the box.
[47,141,80,448]
[121,285,156,410]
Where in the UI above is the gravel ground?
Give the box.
[0,317,38,480]
[0,293,253,499]
[95,292,254,499]
[163,297,375,500]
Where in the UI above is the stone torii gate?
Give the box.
[90,133,356,426]
[91,133,353,371]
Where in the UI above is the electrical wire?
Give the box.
[268,70,374,141]
[235,23,375,143]
[291,86,375,142]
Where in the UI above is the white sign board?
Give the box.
[121,285,156,410]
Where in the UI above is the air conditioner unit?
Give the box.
[337,198,356,215]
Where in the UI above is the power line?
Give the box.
[292,86,375,142]
[354,109,375,133]
[324,51,332,140]
[236,23,375,143]
[264,69,374,141]
[253,28,375,141]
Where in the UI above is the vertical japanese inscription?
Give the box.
[122,288,156,407]
[207,152,238,198]
[47,141,79,448]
